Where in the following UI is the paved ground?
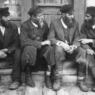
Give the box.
[0,83,94,95]
[0,73,94,95]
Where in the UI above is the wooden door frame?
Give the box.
[31,0,86,29]
[74,0,86,30]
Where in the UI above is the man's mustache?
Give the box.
[0,19,9,27]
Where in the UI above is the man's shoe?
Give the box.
[78,81,89,92]
[26,79,35,87]
[45,76,52,89]
[9,82,20,90]
[91,86,95,92]
[53,76,62,91]
[26,75,35,87]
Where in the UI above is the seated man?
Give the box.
[20,6,50,87]
[79,6,95,92]
[47,4,87,90]
[0,7,21,90]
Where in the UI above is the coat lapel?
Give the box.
[0,30,4,42]
[69,23,76,44]
[27,19,37,31]
[58,18,76,44]
[69,27,74,44]
[3,27,12,47]
[56,18,66,42]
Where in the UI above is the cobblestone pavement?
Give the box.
[0,84,94,95]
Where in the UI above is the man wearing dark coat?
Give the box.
[0,7,21,89]
[20,6,50,87]
[79,6,95,92]
[48,5,87,90]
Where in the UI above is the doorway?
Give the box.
[33,0,74,26]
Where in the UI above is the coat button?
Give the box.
[36,37,40,40]
[33,35,36,38]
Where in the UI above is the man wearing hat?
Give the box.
[47,4,87,90]
[0,7,21,89]
[79,6,95,92]
[20,6,51,87]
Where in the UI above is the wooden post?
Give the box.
[74,0,86,30]
[21,0,32,22]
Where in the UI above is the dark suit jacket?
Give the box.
[20,18,49,67]
[46,17,80,66]
[20,19,49,49]
[0,22,19,54]
[80,22,95,50]
[48,17,80,46]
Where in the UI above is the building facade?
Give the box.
[0,0,86,29]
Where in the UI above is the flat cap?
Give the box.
[60,4,73,13]
[0,7,10,17]
[86,6,95,16]
[28,6,42,16]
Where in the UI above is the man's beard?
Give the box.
[31,17,40,27]
[0,19,9,27]
[63,16,74,28]
[85,19,94,29]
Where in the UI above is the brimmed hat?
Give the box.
[28,6,42,16]
[86,7,95,16]
[0,7,10,17]
[60,4,73,13]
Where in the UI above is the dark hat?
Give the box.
[86,7,95,16]
[0,7,10,17]
[28,6,42,16]
[60,4,73,13]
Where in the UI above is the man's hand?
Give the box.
[86,48,95,55]
[67,45,77,54]
[70,45,77,50]
[0,51,7,58]
[1,48,8,53]
[56,41,70,51]
[79,39,93,44]
[41,40,51,46]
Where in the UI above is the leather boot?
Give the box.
[53,75,62,91]
[92,86,95,92]
[25,66,35,87]
[52,69,62,91]
[45,71,52,89]
[52,62,63,91]
[9,81,20,90]
[78,80,89,92]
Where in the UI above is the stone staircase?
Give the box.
[1,61,95,95]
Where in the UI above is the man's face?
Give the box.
[0,16,10,27]
[85,13,95,25]
[36,13,44,22]
[85,13,92,21]
[61,12,74,28]
[65,11,74,20]
[84,13,95,29]
[2,15,10,21]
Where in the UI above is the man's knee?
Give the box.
[76,47,87,64]
[15,48,21,57]
[55,46,66,62]
[23,46,35,52]
[21,46,37,66]
[55,46,64,54]
[22,46,36,56]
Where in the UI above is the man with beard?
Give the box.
[20,6,50,87]
[79,7,95,92]
[48,4,87,90]
[0,7,21,90]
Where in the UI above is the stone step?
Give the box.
[0,69,12,75]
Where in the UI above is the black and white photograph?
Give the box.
[0,0,95,95]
